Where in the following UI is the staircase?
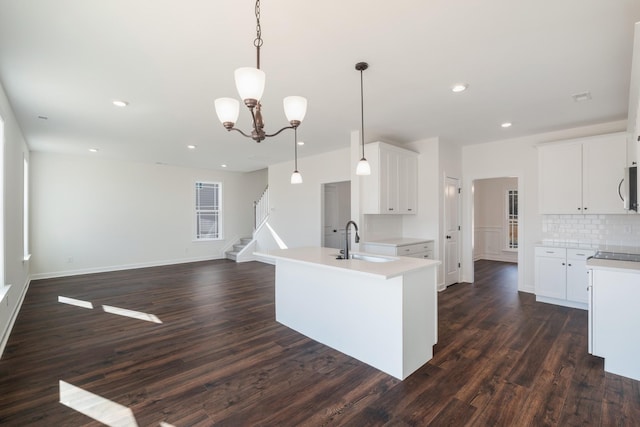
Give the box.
[226,186,269,262]
[225,237,253,261]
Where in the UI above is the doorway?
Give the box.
[321,181,351,249]
[472,177,519,287]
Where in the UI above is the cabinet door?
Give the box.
[398,153,417,214]
[535,255,567,299]
[566,256,591,303]
[379,148,398,213]
[582,134,627,214]
[538,144,582,214]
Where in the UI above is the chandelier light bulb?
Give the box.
[234,67,266,102]
[283,96,308,123]
[214,98,240,125]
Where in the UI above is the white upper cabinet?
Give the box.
[361,142,418,215]
[538,132,627,214]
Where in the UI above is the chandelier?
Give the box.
[214,0,307,143]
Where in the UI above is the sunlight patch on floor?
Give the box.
[58,296,94,309]
[102,305,163,324]
[59,380,139,427]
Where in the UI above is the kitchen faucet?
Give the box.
[343,220,360,260]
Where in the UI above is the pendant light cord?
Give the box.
[294,127,298,171]
[360,68,365,159]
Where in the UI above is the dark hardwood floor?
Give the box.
[0,259,638,426]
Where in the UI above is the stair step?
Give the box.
[240,237,252,245]
[233,244,246,252]
[226,251,238,261]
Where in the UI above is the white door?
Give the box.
[444,177,461,286]
[322,182,351,249]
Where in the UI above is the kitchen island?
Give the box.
[587,254,640,381]
[255,247,440,380]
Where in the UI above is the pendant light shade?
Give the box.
[234,67,266,103]
[356,158,371,176]
[355,62,371,176]
[283,96,308,123]
[290,170,303,184]
[214,97,240,125]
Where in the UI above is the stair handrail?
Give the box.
[254,186,269,230]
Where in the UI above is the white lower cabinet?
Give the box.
[361,240,434,260]
[535,246,595,308]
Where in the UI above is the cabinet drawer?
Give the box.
[408,251,434,260]
[535,247,566,258]
[567,248,595,260]
[398,242,433,256]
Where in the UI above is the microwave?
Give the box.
[621,166,638,212]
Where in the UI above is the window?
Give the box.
[195,182,222,240]
[506,189,518,249]
[24,156,30,260]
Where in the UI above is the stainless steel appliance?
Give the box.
[619,166,638,212]
[591,250,640,262]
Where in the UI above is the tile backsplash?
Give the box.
[542,214,640,247]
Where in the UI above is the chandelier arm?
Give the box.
[227,127,255,139]
[264,125,296,138]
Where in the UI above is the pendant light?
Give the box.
[214,0,307,143]
[355,62,371,175]
[290,127,303,184]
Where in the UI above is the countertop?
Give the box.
[255,247,440,279]
[360,237,433,247]
[537,241,640,254]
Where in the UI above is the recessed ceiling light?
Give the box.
[89,148,99,153]
[451,84,468,93]
[187,144,197,149]
[221,164,228,168]
[297,141,305,146]
[112,100,129,107]
[501,122,512,128]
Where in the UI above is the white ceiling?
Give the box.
[1,1,639,172]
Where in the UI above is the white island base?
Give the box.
[258,247,439,380]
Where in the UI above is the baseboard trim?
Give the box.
[0,277,32,359]
[30,255,225,280]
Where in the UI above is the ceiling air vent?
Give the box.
[572,91,592,102]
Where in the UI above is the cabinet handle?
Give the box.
[408,208,412,211]
[404,249,410,252]
[388,208,394,211]
[562,262,566,266]
[568,263,572,267]
[584,207,588,211]
[577,207,581,211]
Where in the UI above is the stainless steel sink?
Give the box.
[349,253,397,263]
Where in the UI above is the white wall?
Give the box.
[30,152,266,278]
[258,146,351,252]
[473,177,518,262]
[0,81,31,356]
[461,120,626,293]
